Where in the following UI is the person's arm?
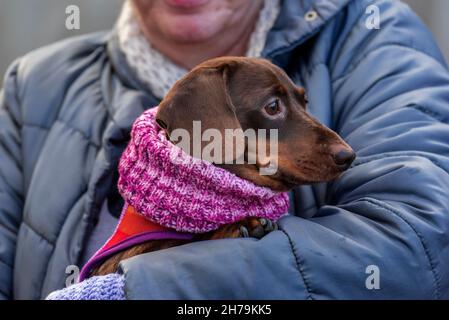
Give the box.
[0,60,24,299]
[117,1,449,299]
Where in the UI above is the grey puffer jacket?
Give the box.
[1,0,449,299]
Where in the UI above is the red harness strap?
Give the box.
[79,204,194,281]
[102,205,171,251]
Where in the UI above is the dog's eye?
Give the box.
[264,99,281,116]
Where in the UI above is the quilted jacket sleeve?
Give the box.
[117,0,449,300]
[0,61,24,300]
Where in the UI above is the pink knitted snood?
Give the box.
[117,107,290,233]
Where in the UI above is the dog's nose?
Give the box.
[332,147,356,169]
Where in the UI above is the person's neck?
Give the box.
[135,3,263,69]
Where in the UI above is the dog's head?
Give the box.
[156,57,355,191]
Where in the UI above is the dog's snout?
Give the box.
[331,146,356,169]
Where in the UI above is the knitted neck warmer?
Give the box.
[117,107,290,233]
[79,107,289,280]
[117,0,281,99]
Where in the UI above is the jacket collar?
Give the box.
[264,0,351,64]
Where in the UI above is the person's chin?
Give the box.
[157,2,232,43]
[161,17,222,42]
[163,0,211,9]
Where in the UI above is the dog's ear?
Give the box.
[156,60,244,163]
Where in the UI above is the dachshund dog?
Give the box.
[91,57,355,276]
